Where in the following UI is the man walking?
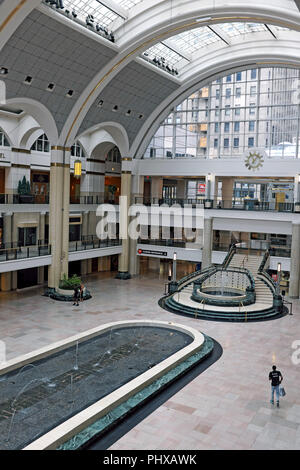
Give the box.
[269,365,283,408]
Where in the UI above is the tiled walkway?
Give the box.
[0,271,299,450]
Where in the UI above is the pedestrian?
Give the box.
[73,286,80,306]
[269,365,283,408]
[80,282,84,302]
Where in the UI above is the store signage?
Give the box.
[137,249,168,256]
[197,183,206,194]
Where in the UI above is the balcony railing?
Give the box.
[134,197,298,213]
[0,244,51,262]
[69,238,121,252]
[0,238,121,263]
[0,194,49,204]
[0,194,120,205]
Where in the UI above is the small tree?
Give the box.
[17,176,31,195]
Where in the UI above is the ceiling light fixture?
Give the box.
[66,89,74,98]
[47,83,55,92]
[196,16,212,23]
[0,67,8,75]
[24,76,33,85]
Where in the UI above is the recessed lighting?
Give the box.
[47,83,55,92]
[125,110,131,116]
[138,114,144,119]
[24,76,33,85]
[196,16,212,23]
[112,105,118,112]
[97,100,104,107]
[66,89,74,98]
[0,67,8,75]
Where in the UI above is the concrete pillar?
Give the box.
[1,272,11,291]
[81,160,105,200]
[37,267,44,285]
[82,211,89,238]
[98,256,110,271]
[81,259,88,276]
[48,148,71,289]
[116,158,132,279]
[11,271,17,290]
[129,175,144,277]
[294,175,300,203]
[151,177,163,202]
[202,216,213,268]
[221,177,234,208]
[39,212,46,243]
[87,258,92,274]
[3,212,12,246]
[289,222,300,298]
[205,174,215,201]
[177,180,186,199]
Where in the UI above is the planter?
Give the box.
[204,199,213,209]
[19,194,35,204]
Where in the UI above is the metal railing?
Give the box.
[0,194,49,204]
[0,244,51,262]
[69,238,121,252]
[0,238,121,262]
[134,196,297,213]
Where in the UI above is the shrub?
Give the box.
[60,274,81,290]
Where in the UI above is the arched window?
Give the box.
[0,129,10,147]
[107,146,121,163]
[71,141,86,158]
[145,66,300,160]
[31,134,50,152]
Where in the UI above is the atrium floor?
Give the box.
[0,271,299,450]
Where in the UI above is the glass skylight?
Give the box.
[142,22,284,70]
[164,26,219,54]
[144,42,189,68]
[218,22,268,37]
[62,0,144,27]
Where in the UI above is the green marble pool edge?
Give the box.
[57,335,214,450]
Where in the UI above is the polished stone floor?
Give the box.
[0,269,299,450]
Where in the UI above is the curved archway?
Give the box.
[20,127,43,150]
[57,0,300,146]
[77,122,129,158]
[5,97,59,145]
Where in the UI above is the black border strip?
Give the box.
[81,339,222,450]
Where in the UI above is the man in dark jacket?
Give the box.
[269,365,283,408]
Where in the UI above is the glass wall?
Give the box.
[144,67,300,159]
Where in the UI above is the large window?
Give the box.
[31,134,50,153]
[144,67,300,159]
[0,129,10,147]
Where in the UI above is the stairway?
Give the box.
[161,250,283,322]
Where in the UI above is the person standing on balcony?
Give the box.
[269,365,283,407]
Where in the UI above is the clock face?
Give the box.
[245,151,264,171]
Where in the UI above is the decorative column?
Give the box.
[3,212,12,246]
[202,216,213,269]
[151,177,163,203]
[289,222,300,298]
[129,175,144,276]
[116,158,132,279]
[48,146,71,289]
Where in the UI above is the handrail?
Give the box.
[222,243,236,268]
[199,266,255,292]
[257,271,277,294]
[258,249,270,273]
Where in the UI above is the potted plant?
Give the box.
[59,274,81,291]
[17,176,34,203]
[108,184,117,203]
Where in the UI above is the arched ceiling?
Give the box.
[1,0,300,153]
